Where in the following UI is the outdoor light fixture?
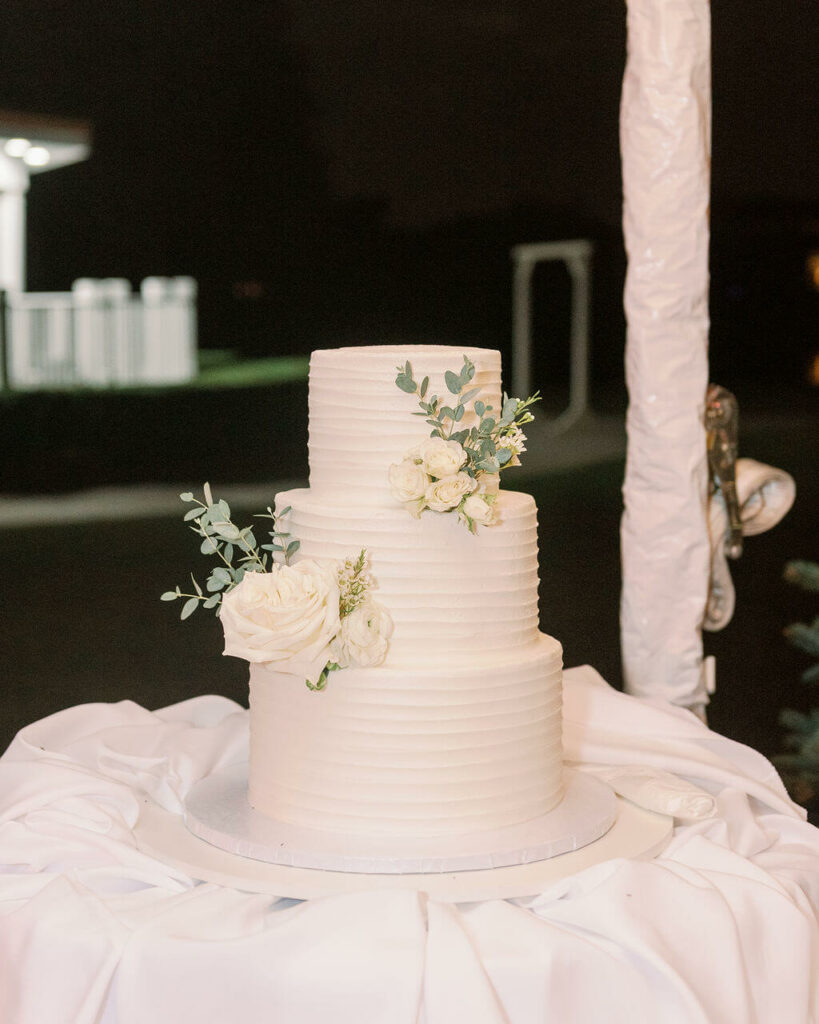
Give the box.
[22,146,50,167]
[3,138,30,158]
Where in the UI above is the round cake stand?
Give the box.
[134,781,672,903]
[184,765,617,874]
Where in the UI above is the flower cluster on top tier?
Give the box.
[390,356,539,532]
[162,486,392,691]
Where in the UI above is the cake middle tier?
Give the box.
[276,488,541,663]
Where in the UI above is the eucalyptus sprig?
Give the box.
[160,483,299,618]
[395,356,540,479]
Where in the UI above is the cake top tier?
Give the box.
[308,345,502,499]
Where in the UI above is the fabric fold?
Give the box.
[0,680,816,1024]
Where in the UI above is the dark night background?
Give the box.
[0,1,817,791]
[0,0,817,380]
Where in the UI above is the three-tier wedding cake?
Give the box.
[245,345,564,839]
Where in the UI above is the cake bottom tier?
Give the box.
[248,633,563,838]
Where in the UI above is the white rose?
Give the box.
[331,598,394,669]
[389,458,428,503]
[416,437,467,479]
[425,472,476,512]
[461,493,499,526]
[220,560,340,685]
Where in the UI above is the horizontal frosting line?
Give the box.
[254,681,561,710]
[266,708,558,737]
[255,721,554,755]
[249,742,561,778]
[250,639,561,684]
[263,766,563,806]
[254,776,561,816]
[274,708,563,737]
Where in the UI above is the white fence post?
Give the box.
[73,278,109,385]
[141,276,197,384]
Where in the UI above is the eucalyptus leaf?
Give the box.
[420,376,429,398]
[203,482,213,505]
[217,499,231,519]
[497,448,513,466]
[286,539,301,556]
[200,537,218,555]
[213,523,240,541]
[179,492,194,502]
[206,576,225,592]
[444,370,461,394]
[160,591,178,601]
[184,508,204,521]
[503,396,518,420]
[474,400,485,417]
[203,594,221,609]
[480,417,496,434]
[454,404,464,422]
[396,376,417,394]
[441,406,456,420]
[223,543,234,563]
[180,597,199,620]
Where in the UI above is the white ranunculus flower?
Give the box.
[416,437,467,479]
[425,472,476,512]
[388,458,429,503]
[331,598,394,669]
[220,560,340,685]
[461,493,499,527]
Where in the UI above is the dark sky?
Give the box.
[0,1,816,309]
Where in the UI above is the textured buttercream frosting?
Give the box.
[275,488,539,663]
[248,344,564,838]
[249,636,562,837]
[308,345,502,502]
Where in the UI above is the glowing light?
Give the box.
[807,252,819,292]
[3,138,30,158]
[23,146,50,167]
[809,353,819,388]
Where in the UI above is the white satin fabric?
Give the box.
[705,458,797,631]
[1,670,817,1024]
[620,0,712,708]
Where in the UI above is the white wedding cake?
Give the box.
[247,345,564,839]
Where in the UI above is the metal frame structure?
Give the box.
[511,239,593,432]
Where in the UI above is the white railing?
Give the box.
[0,277,198,390]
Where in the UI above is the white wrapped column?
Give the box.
[620,0,711,708]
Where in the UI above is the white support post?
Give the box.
[620,0,712,711]
[0,153,28,294]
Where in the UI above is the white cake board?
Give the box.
[136,794,672,901]
[134,778,671,901]
[183,764,617,874]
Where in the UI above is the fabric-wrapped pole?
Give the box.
[620,0,712,709]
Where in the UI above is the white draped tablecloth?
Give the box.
[1,667,818,1024]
